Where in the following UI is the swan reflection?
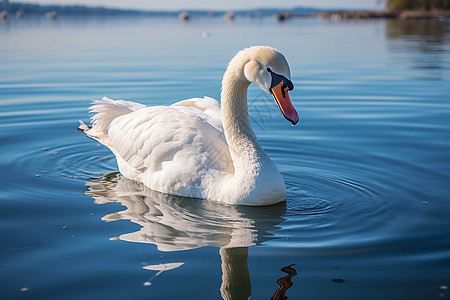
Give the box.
[86,174,287,250]
[85,174,294,299]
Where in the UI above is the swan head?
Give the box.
[240,46,299,125]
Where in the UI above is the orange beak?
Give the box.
[270,80,299,125]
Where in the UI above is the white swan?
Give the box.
[79,46,299,206]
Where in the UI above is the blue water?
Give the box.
[1,16,450,299]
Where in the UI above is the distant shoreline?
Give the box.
[0,2,320,18]
[1,2,450,21]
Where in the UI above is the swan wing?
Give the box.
[171,96,223,131]
[104,97,233,198]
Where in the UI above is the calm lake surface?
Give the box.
[1,15,450,299]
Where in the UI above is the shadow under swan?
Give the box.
[85,174,296,299]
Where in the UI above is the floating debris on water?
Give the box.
[332,278,347,283]
[1,10,9,20]
[224,11,235,21]
[45,10,58,19]
[142,262,185,287]
[179,12,190,21]
[143,262,184,271]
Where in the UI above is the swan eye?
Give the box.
[267,68,272,73]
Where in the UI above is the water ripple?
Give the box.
[277,162,395,249]
[46,142,116,180]
[6,137,116,187]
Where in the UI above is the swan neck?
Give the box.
[221,68,260,159]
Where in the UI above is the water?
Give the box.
[1,16,450,299]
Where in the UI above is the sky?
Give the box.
[18,0,385,11]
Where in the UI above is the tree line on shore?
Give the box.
[386,0,450,10]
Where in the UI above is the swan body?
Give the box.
[79,46,298,206]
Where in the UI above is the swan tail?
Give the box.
[78,97,146,144]
[90,97,146,131]
[77,120,91,133]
